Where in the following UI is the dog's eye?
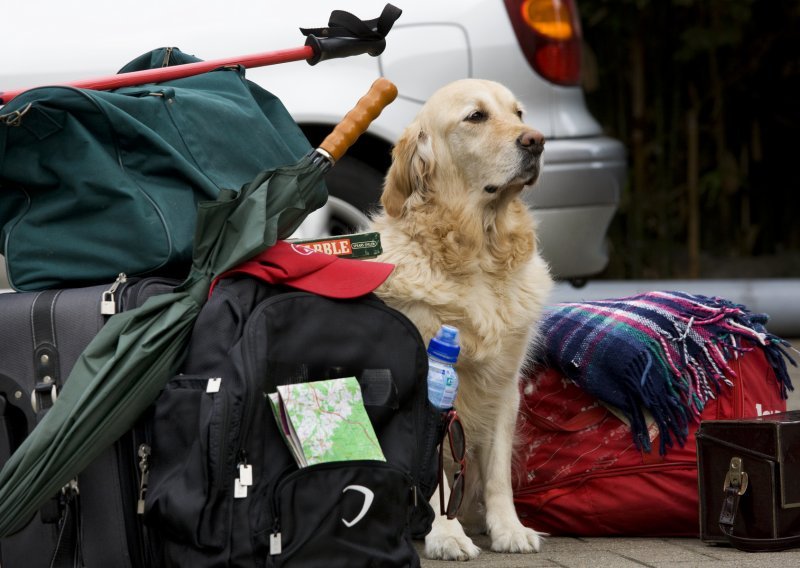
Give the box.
[516,109,524,120]
[465,110,487,123]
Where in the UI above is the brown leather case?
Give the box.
[696,410,800,551]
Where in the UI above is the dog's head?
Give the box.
[381,79,545,219]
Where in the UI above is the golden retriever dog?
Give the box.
[369,79,553,560]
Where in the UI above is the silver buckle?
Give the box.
[723,456,749,496]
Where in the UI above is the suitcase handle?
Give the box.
[1,374,36,453]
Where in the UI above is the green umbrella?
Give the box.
[0,78,397,536]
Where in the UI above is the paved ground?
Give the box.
[416,533,800,567]
[418,339,800,568]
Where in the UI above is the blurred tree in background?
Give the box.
[580,0,800,279]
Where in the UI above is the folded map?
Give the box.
[268,376,386,467]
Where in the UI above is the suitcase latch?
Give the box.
[723,456,749,496]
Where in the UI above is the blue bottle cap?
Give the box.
[427,324,460,363]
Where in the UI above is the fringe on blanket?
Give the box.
[535,291,798,455]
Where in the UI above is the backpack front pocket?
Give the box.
[261,461,419,568]
[145,374,240,550]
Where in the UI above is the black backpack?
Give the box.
[143,276,443,567]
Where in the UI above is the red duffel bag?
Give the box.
[513,347,787,537]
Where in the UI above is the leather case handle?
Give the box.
[716,456,800,552]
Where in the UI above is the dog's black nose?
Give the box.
[518,130,545,156]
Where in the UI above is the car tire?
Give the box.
[323,156,385,234]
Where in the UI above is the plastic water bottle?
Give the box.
[426,325,461,409]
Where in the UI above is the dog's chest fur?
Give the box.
[372,201,552,371]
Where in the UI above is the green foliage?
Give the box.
[580,0,800,278]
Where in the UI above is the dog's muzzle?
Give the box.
[518,131,545,157]
[484,131,545,193]
[518,131,544,187]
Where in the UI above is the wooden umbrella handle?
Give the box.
[319,78,398,163]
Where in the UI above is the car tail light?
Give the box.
[504,0,582,86]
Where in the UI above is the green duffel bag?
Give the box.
[0,47,317,291]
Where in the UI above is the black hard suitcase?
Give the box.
[697,410,800,552]
[0,275,178,567]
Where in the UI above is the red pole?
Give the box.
[0,45,314,105]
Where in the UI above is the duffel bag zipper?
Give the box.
[514,461,695,497]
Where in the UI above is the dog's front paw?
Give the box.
[425,520,481,561]
[489,520,544,554]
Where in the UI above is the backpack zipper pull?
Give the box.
[101,273,128,315]
[234,450,252,499]
[269,519,282,555]
[136,443,151,515]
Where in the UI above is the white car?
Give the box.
[1,0,625,288]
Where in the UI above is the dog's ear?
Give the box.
[381,127,434,218]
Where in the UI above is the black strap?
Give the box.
[300,4,403,65]
[300,3,401,40]
[31,289,62,415]
[720,524,800,553]
[30,290,75,543]
[718,484,742,533]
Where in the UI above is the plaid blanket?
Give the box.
[535,291,797,454]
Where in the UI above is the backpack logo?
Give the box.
[341,485,374,527]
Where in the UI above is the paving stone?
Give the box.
[417,536,800,568]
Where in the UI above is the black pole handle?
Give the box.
[301,3,402,66]
[304,35,386,66]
